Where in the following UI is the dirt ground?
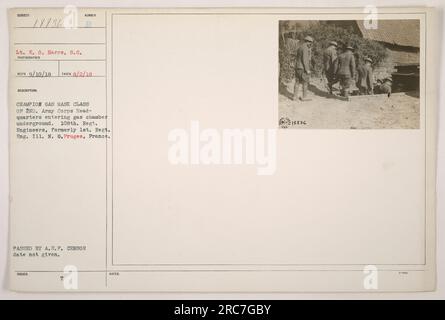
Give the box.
[279,78,420,129]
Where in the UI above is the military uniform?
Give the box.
[356,59,374,95]
[336,47,356,98]
[293,36,313,101]
[379,78,392,97]
[323,42,338,94]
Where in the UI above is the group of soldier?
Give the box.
[293,35,392,101]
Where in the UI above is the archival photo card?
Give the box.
[278,19,421,129]
[7,7,438,292]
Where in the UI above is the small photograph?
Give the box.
[278,20,420,129]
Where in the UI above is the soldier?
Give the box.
[323,41,338,94]
[379,77,393,97]
[356,57,374,95]
[336,44,356,99]
[373,79,383,94]
[293,35,313,102]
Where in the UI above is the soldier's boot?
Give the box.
[344,89,350,101]
[293,82,300,101]
[300,82,312,101]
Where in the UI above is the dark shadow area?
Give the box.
[279,82,294,100]
[405,90,420,98]
[308,83,345,100]
[308,83,331,98]
[280,80,348,101]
